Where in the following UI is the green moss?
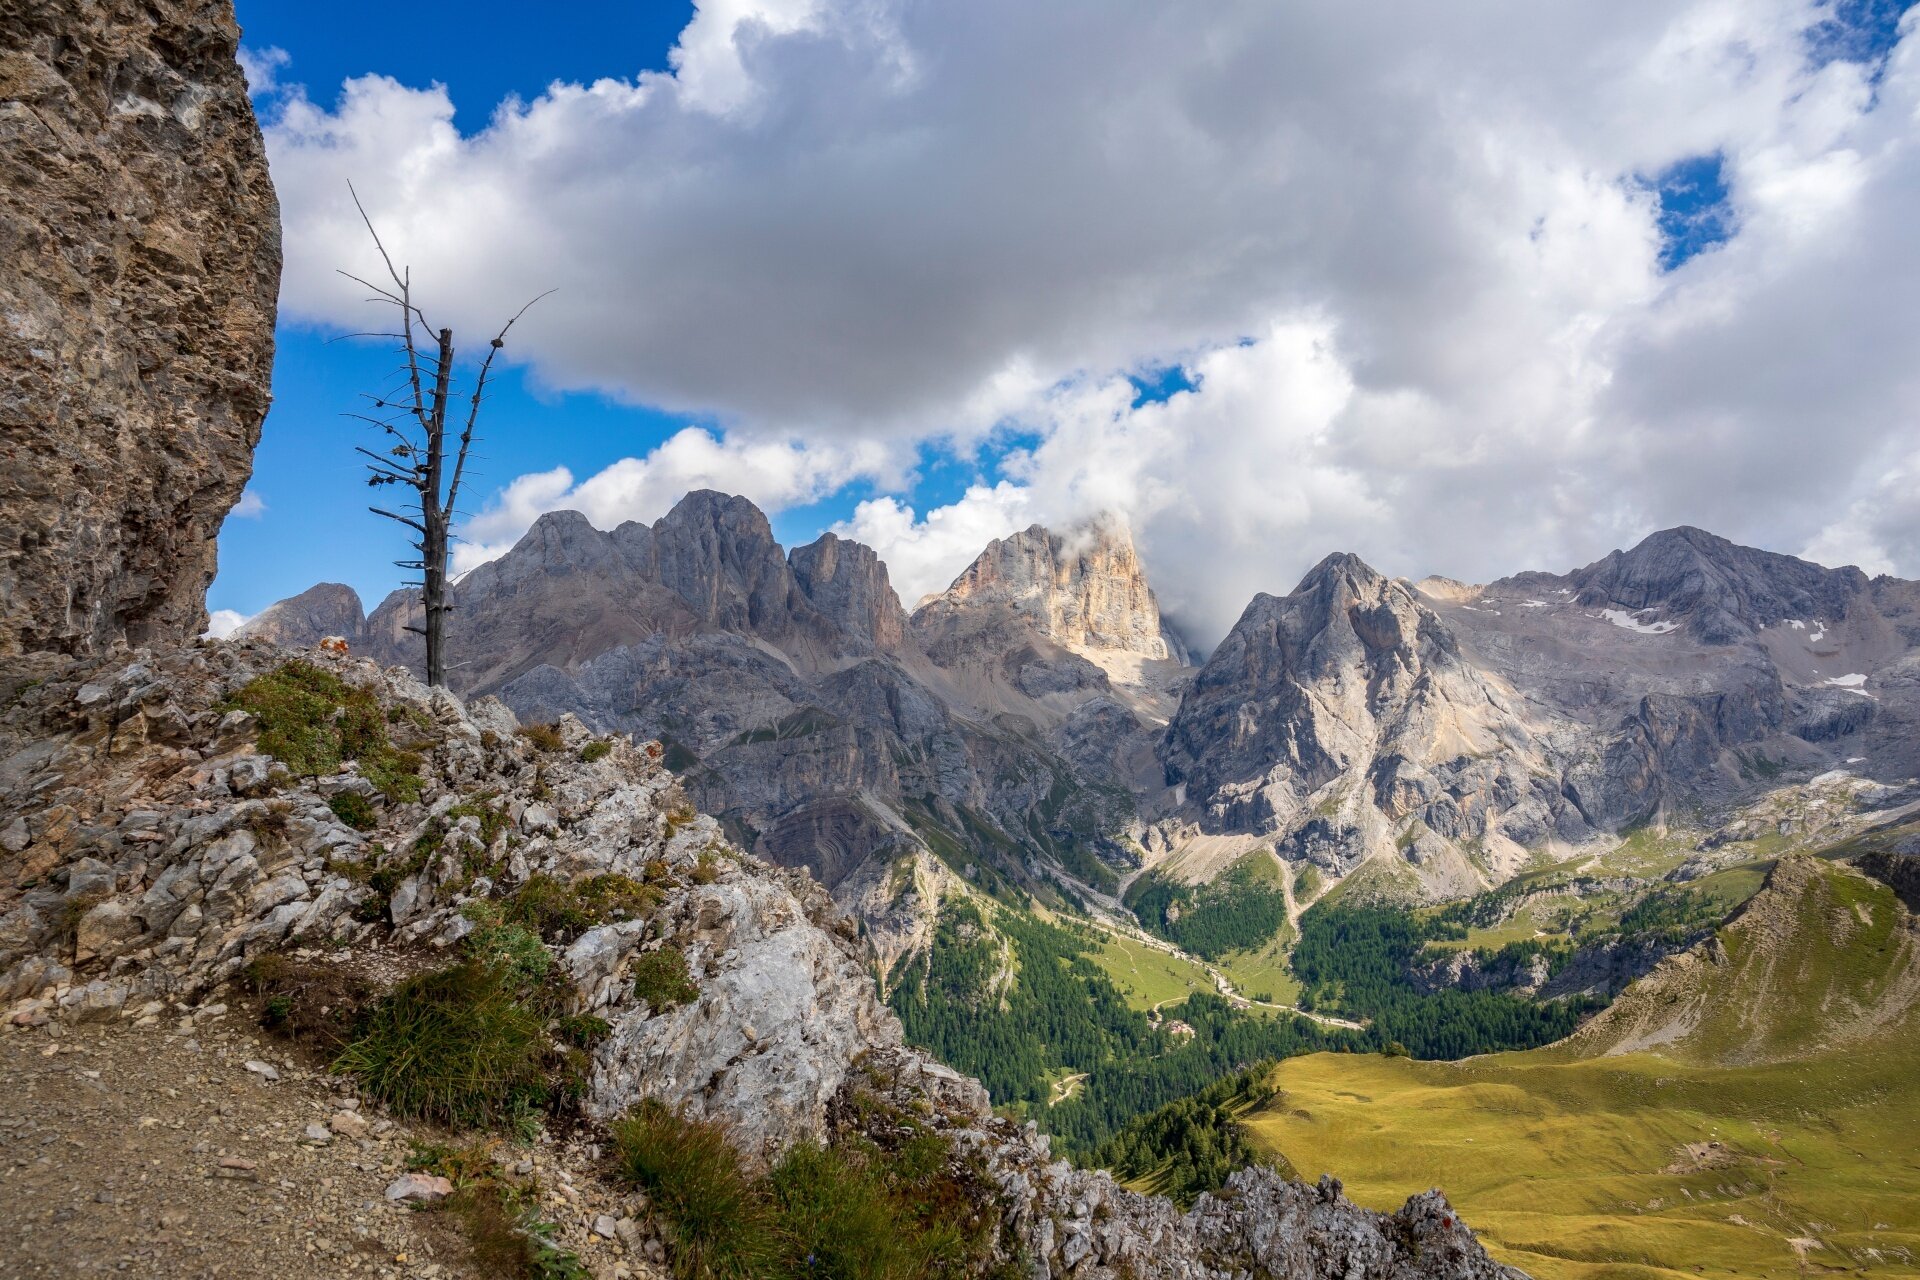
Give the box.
[226,661,424,802]
[579,740,613,763]
[631,946,699,1010]
[328,791,377,830]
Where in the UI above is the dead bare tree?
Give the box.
[341,185,549,687]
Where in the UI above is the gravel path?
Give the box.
[0,1012,661,1279]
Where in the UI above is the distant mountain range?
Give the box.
[244,493,1920,955]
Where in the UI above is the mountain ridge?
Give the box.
[246,500,1920,925]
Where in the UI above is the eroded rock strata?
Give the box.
[0,0,281,656]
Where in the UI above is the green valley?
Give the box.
[1242,856,1920,1279]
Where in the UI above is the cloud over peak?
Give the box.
[259,0,1920,645]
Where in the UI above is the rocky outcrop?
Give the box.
[0,641,1519,1278]
[233,583,365,648]
[850,1047,1522,1280]
[0,0,279,657]
[1412,932,1699,1002]
[1161,553,1584,891]
[915,516,1188,664]
[0,641,898,1155]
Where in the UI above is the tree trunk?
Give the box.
[423,327,455,687]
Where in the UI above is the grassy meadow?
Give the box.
[1243,858,1920,1279]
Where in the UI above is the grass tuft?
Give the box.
[409,1142,590,1280]
[631,946,699,1010]
[504,872,664,944]
[613,1100,778,1280]
[520,722,565,752]
[333,960,550,1128]
[329,791,378,830]
[613,1090,1006,1280]
[226,660,424,802]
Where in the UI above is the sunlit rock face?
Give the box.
[915,516,1189,664]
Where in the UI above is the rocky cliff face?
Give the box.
[1563,525,1872,645]
[1160,553,1582,891]
[916,517,1189,665]
[1159,529,1920,897]
[0,0,279,657]
[0,641,1519,1280]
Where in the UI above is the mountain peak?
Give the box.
[924,513,1186,662]
[1571,525,1869,643]
[234,582,366,648]
[1293,551,1389,598]
[789,532,908,650]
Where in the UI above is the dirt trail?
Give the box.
[0,1013,647,1280]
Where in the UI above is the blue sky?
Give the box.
[222,3,738,617]
[221,0,1038,623]
[215,0,1920,642]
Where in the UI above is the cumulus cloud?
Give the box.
[237,46,290,96]
[231,489,268,519]
[451,427,904,573]
[834,483,1036,607]
[204,609,252,639]
[261,0,1920,645]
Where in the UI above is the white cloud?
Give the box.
[834,483,1036,607]
[237,46,290,96]
[260,0,1920,644]
[231,489,267,519]
[204,609,252,639]
[451,427,904,573]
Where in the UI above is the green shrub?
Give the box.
[612,1100,779,1280]
[770,1141,929,1280]
[555,1013,611,1049]
[504,872,662,944]
[631,947,699,1010]
[612,1092,1002,1280]
[579,740,612,763]
[329,791,377,830]
[226,661,424,802]
[461,904,553,991]
[333,960,550,1127]
[577,872,662,922]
